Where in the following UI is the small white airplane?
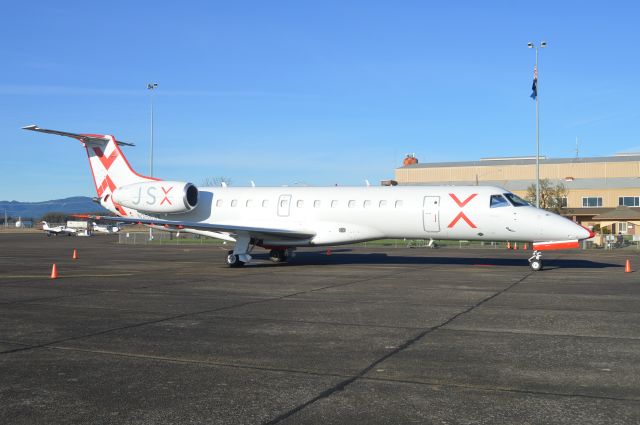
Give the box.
[24,125,594,270]
[42,221,77,237]
[92,222,121,234]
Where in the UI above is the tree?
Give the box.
[201,177,232,187]
[41,212,69,224]
[525,179,568,213]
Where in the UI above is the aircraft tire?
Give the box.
[269,249,287,263]
[529,259,543,271]
[226,254,245,267]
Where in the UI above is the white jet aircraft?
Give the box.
[24,125,593,270]
[92,222,121,234]
[42,221,77,237]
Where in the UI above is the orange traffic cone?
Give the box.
[72,249,78,260]
[514,243,518,250]
[507,242,511,250]
[625,259,632,273]
[326,249,331,256]
[524,243,528,250]
[50,263,58,279]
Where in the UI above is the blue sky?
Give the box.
[2,1,639,201]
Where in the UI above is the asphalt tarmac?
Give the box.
[0,233,639,424]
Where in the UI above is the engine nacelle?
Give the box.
[112,181,198,214]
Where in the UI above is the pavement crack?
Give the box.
[262,270,534,424]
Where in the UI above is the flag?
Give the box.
[530,66,538,100]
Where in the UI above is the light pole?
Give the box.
[147,83,158,176]
[528,41,547,208]
[147,82,158,241]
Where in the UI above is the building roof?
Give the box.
[398,177,640,191]
[591,206,640,221]
[398,155,640,169]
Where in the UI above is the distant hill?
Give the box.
[0,196,108,220]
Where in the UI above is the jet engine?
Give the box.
[112,181,198,214]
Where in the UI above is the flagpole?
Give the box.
[528,41,546,208]
[535,47,540,208]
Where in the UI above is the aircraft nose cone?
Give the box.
[578,224,595,240]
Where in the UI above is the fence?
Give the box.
[118,231,227,246]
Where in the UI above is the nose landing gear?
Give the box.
[528,250,543,271]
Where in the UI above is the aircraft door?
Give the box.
[423,196,440,232]
[278,194,292,217]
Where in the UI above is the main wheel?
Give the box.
[529,259,543,271]
[226,253,245,268]
[269,249,287,263]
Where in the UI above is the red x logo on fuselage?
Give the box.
[447,193,477,229]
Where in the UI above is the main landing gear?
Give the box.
[269,248,296,263]
[224,233,297,267]
[528,250,543,271]
[225,234,253,268]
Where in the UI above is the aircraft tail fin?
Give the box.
[23,125,158,214]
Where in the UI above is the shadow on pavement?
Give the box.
[248,250,619,269]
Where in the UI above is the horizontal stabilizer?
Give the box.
[22,125,135,146]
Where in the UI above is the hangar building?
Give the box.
[395,154,640,235]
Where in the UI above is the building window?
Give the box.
[313,200,321,208]
[557,197,568,208]
[619,222,628,233]
[619,196,640,207]
[262,200,269,207]
[216,199,223,207]
[231,199,238,207]
[582,197,602,207]
[348,200,356,208]
[379,200,387,208]
[363,200,372,208]
[331,200,338,208]
[297,200,304,208]
[395,200,403,208]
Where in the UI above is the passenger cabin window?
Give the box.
[280,199,288,208]
[262,200,269,207]
[394,200,403,208]
[504,193,529,207]
[297,200,304,208]
[379,200,387,208]
[313,200,321,208]
[246,200,254,207]
[490,194,509,208]
[216,199,223,207]
[363,200,371,208]
[348,200,356,208]
[231,200,238,207]
[331,200,338,208]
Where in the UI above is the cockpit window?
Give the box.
[504,193,530,207]
[490,194,509,208]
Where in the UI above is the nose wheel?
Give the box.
[528,250,543,271]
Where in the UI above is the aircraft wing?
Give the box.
[73,214,315,240]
